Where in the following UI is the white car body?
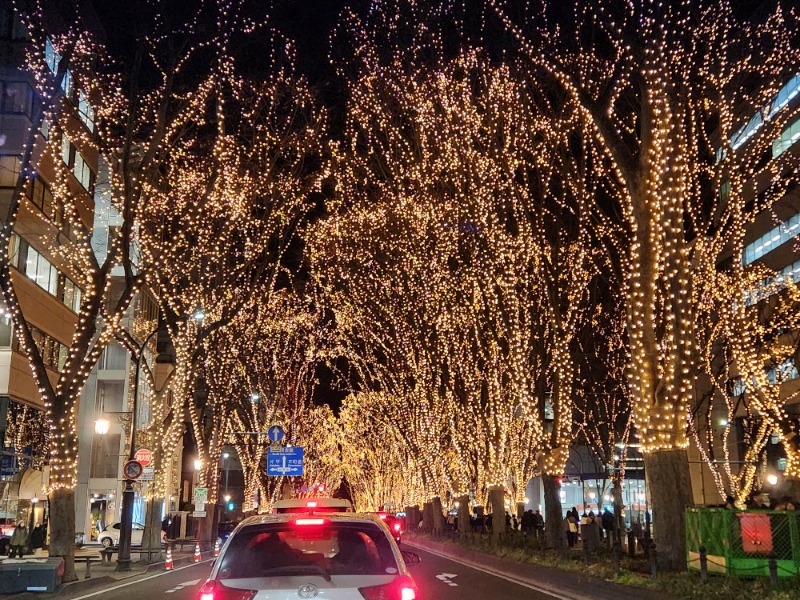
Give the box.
[97,522,145,548]
[197,512,419,600]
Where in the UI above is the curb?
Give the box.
[404,535,671,600]
[3,552,213,599]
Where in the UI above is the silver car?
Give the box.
[196,512,420,600]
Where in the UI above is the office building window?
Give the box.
[77,91,94,133]
[12,324,68,371]
[1,81,34,116]
[100,342,128,371]
[8,233,82,312]
[61,135,93,191]
[742,212,800,265]
[0,298,12,348]
[773,117,800,158]
[61,276,81,313]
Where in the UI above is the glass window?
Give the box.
[0,298,12,348]
[40,116,50,140]
[78,91,94,133]
[61,135,71,166]
[0,155,20,187]
[742,211,800,265]
[73,152,93,190]
[2,82,33,116]
[62,277,80,313]
[45,37,59,73]
[769,74,800,118]
[773,117,800,158]
[217,521,398,581]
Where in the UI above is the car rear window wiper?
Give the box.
[258,565,332,582]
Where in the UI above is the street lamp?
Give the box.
[94,418,110,435]
[115,324,163,572]
[116,309,205,571]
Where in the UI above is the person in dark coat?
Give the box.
[601,508,615,544]
[521,509,533,534]
[30,524,46,554]
[533,510,545,539]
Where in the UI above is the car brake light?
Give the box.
[394,523,401,532]
[307,501,318,508]
[295,518,326,526]
[196,581,255,600]
[359,576,417,600]
[379,513,387,520]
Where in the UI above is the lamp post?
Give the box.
[115,325,162,572]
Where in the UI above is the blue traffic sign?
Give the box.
[267,446,304,476]
[268,425,285,443]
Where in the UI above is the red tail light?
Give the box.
[196,580,255,600]
[394,523,402,532]
[294,518,327,526]
[307,501,318,508]
[359,576,417,600]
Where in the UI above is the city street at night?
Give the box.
[2,1,800,599]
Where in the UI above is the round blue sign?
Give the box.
[268,425,285,443]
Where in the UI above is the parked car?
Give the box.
[0,518,16,555]
[196,512,421,600]
[97,522,145,548]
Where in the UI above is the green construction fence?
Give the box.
[686,507,800,577]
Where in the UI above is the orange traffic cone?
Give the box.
[213,538,220,557]
[164,545,173,570]
[194,542,201,562]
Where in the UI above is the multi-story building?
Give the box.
[0,7,181,544]
[688,73,800,504]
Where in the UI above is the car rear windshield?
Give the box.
[218,521,399,579]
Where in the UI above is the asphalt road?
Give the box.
[407,544,564,600]
[57,546,563,600]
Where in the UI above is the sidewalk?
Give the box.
[1,547,207,599]
[404,534,674,600]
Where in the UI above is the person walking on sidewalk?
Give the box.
[10,521,29,558]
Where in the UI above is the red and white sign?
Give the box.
[134,448,153,467]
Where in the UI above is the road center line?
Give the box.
[70,560,213,600]
[406,543,570,600]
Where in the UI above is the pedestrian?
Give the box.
[724,495,736,509]
[30,523,46,556]
[775,495,797,510]
[511,514,519,532]
[10,521,29,558]
[586,510,601,551]
[505,511,512,531]
[521,509,533,535]
[565,512,578,547]
[601,508,615,545]
[533,510,545,539]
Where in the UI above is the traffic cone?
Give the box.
[194,542,201,562]
[164,545,174,570]
[213,538,220,557]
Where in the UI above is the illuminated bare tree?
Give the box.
[492,0,800,567]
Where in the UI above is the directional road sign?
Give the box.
[267,446,304,476]
[268,425,285,443]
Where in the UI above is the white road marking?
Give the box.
[407,542,570,600]
[436,572,458,586]
[70,560,213,599]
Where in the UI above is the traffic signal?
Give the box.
[227,502,234,511]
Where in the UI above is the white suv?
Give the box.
[196,513,420,600]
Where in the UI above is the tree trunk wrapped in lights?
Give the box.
[492,0,800,569]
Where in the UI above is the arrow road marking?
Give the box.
[436,573,458,587]
[165,578,201,593]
